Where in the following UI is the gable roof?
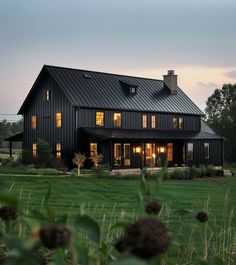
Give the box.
[19,65,204,115]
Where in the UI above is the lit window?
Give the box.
[173,117,178,129]
[114,143,121,166]
[151,115,156,128]
[142,114,147,128]
[204,142,209,159]
[179,117,184,129]
[130,87,136,94]
[44,90,50,101]
[56,143,61,159]
[96,112,104,126]
[114,113,121,127]
[32,143,37,158]
[56,112,62,128]
[90,143,98,157]
[32,115,37,129]
[187,143,194,160]
[167,143,173,161]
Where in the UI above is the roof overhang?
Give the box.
[4,132,24,142]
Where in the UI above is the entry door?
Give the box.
[114,143,122,167]
[124,143,131,166]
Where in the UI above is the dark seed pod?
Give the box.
[145,201,162,215]
[196,212,208,223]
[39,226,71,249]
[0,252,6,264]
[0,206,17,221]
[115,217,171,260]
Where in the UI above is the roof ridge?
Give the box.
[44,64,164,82]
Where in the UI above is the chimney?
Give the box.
[163,70,178,94]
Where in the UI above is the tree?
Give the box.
[90,153,103,168]
[205,84,236,162]
[72,153,86,176]
[35,139,52,167]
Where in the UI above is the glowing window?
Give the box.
[31,115,37,129]
[56,143,61,159]
[151,115,156,128]
[142,114,147,128]
[44,90,50,101]
[96,112,104,126]
[204,142,209,160]
[179,117,184,129]
[173,117,178,129]
[32,143,37,158]
[90,143,98,157]
[114,113,121,127]
[56,112,62,128]
[167,143,173,161]
[187,143,194,160]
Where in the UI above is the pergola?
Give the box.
[4,132,23,157]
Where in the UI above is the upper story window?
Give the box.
[32,115,37,129]
[142,114,147,128]
[204,142,210,160]
[56,143,61,159]
[32,143,37,158]
[114,113,121,127]
[90,143,98,157]
[96,112,104,126]
[130,87,136,95]
[187,142,193,160]
[44,90,51,101]
[173,117,184,129]
[151,115,156,128]
[56,112,62,128]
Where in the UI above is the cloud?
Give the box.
[224,70,236,80]
[196,82,219,89]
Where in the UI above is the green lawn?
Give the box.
[0,171,235,263]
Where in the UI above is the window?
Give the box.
[32,115,37,129]
[114,143,121,166]
[56,112,62,128]
[204,142,209,160]
[167,143,173,161]
[151,115,156,128]
[90,143,98,157]
[44,90,50,101]
[173,117,184,129]
[32,143,37,158]
[96,112,104,126]
[187,143,194,160]
[56,143,61,159]
[142,114,147,128]
[130,87,136,94]
[114,113,121,127]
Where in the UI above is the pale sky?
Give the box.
[0,0,236,121]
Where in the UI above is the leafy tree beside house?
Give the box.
[205,84,236,162]
[35,139,52,167]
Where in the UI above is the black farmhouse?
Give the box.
[18,65,223,169]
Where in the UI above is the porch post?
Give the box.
[9,140,12,157]
[109,140,113,168]
[141,140,144,170]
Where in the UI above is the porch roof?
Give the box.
[81,128,222,141]
[4,132,23,142]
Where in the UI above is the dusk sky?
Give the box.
[1,0,236,121]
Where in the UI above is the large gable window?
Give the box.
[142,114,147,128]
[32,115,37,129]
[114,113,121,127]
[96,112,104,126]
[56,112,62,128]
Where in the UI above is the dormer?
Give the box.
[119,80,138,96]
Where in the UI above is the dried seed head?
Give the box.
[39,226,71,249]
[115,217,171,260]
[0,206,17,221]
[196,212,208,223]
[145,201,162,215]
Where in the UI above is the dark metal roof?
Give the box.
[42,65,204,115]
[201,120,216,134]
[81,126,222,141]
[4,132,23,142]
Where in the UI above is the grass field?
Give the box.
[0,170,235,263]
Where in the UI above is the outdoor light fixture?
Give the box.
[160,147,165,153]
[135,147,141,153]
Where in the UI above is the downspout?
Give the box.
[74,107,79,153]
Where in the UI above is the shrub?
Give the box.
[19,149,34,165]
[91,165,109,178]
[6,160,21,167]
[0,157,13,166]
[189,167,201,179]
[26,168,62,175]
[206,166,217,177]
[199,166,207,177]
[171,169,189,180]
[48,158,69,172]
[35,139,52,168]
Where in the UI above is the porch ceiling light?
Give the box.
[160,147,165,153]
[136,147,141,153]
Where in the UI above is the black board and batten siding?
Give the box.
[23,72,76,159]
[77,108,200,131]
